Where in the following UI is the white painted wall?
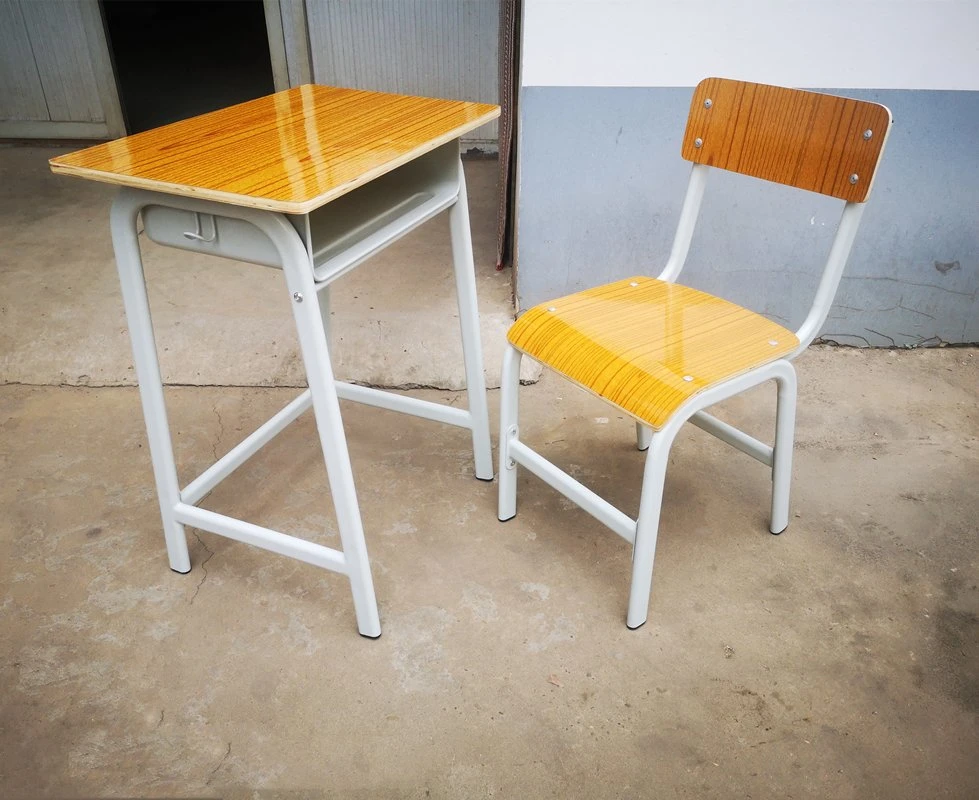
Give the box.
[522,0,979,90]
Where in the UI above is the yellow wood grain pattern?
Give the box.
[49,85,500,213]
[682,78,891,202]
[508,277,798,429]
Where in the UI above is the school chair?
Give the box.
[498,77,891,628]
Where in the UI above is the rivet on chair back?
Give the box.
[682,77,892,202]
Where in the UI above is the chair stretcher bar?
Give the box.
[507,439,637,544]
[689,411,774,467]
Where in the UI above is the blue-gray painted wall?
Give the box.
[516,87,979,345]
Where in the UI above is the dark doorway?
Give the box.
[102,0,276,134]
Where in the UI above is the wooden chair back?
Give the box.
[681,77,891,203]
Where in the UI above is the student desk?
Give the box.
[50,85,500,638]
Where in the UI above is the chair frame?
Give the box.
[498,82,891,629]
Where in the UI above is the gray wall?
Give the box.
[0,0,123,139]
[516,87,979,346]
[306,0,499,149]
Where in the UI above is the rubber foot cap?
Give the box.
[360,631,382,640]
[498,514,516,523]
[626,620,647,631]
[171,566,192,575]
[770,526,787,536]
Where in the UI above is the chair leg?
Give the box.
[627,427,675,629]
[770,362,798,535]
[497,344,522,521]
[635,422,652,451]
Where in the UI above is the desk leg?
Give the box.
[449,158,494,480]
[110,197,191,574]
[318,284,332,349]
[284,266,381,638]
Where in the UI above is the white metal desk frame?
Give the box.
[110,152,492,639]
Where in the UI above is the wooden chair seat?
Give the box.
[507,276,798,430]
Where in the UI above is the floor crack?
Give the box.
[212,404,225,460]
[189,532,215,604]
[205,741,231,785]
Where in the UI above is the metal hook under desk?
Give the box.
[182,212,217,243]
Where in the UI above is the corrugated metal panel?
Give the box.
[19,0,104,122]
[0,0,49,121]
[281,0,313,86]
[306,0,498,147]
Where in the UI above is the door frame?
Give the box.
[0,0,124,140]
[263,0,312,90]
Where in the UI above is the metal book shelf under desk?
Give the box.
[141,141,461,286]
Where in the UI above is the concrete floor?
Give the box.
[2,146,978,798]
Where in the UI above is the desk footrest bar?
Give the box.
[689,411,773,467]
[335,381,471,428]
[181,390,313,506]
[508,440,636,544]
[173,503,347,574]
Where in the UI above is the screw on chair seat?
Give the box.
[507,276,798,430]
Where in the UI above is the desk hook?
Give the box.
[183,212,217,243]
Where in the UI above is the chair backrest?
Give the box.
[681,77,891,203]
[658,78,892,355]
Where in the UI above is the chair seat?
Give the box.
[508,276,798,429]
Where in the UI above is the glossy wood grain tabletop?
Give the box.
[508,276,798,429]
[49,85,500,214]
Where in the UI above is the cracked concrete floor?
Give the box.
[1,347,977,798]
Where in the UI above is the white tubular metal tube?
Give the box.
[770,364,798,534]
[635,422,652,451]
[508,440,637,544]
[110,193,191,574]
[689,411,773,467]
[656,163,709,283]
[792,201,866,354]
[318,284,331,348]
[497,344,522,520]
[280,215,381,638]
[111,188,380,638]
[335,382,472,428]
[627,422,677,629]
[173,503,347,574]
[449,157,494,480]
[181,390,313,506]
